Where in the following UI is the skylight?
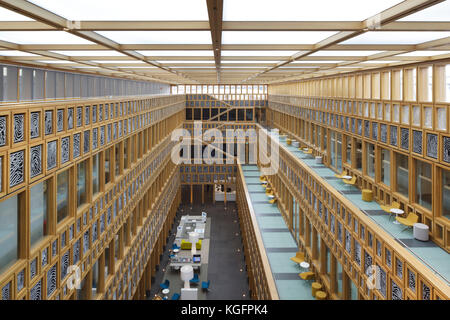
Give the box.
[51,51,126,56]
[29,0,209,20]
[0,7,34,20]
[341,31,450,45]
[137,51,214,56]
[395,51,450,57]
[222,51,299,56]
[97,31,212,44]
[0,31,93,44]
[222,31,338,44]
[398,1,450,21]
[223,0,404,21]
[309,50,383,56]
[0,51,39,56]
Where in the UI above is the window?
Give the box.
[355,139,362,171]
[30,180,49,247]
[92,153,100,197]
[442,168,450,221]
[77,160,87,208]
[396,153,409,198]
[115,143,120,176]
[415,160,432,210]
[366,143,375,178]
[105,148,111,185]
[381,148,390,186]
[91,260,99,298]
[345,136,352,165]
[0,194,19,272]
[57,170,70,223]
[123,139,129,170]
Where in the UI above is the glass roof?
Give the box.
[223,0,404,21]
[29,0,209,20]
[341,31,450,45]
[51,51,126,56]
[137,51,214,56]
[309,50,383,56]
[0,7,34,20]
[222,51,299,56]
[97,31,212,44]
[398,1,450,21]
[0,31,93,44]
[0,51,38,56]
[222,31,338,44]
[395,51,450,57]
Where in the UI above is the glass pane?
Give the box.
[0,195,18,273]
[57,170,69,223]
[442,169,450,221]
[396,153,409,198]
[77,160,87,208]
[367,143,375,178]
[416,160,432,210]
[30,180,49,247]
[92,154,100,196]
[381,149,390,186]
[105,148,111,185]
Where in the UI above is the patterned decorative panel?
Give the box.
[47,140,57,170]
[52,240,57,257]
[84,130,90,154]
[107,124,112,143]
[30,144,42,178]
[390,125,397,147]
[408,270,416,292]
[100,126,105,146]
[378,265,386,298]
[2,282,10,300]
[99,105,103,122]
[17,269,24,292]
[83,230,89,255]
[422,283,430,300]
[67,108,74,130]
[45,110,53,135]
[427,133,438,159]
[73,239,80,264]
[443,136,450,163]
[10,150,24,187]
[357,119,362,135]
[400,128,409,150]
[364,120,370,138]
[0,116,7,146]
[391,280,402,300]
[41,247,48,267]
[93,128,98,150]
[85,106,90,125]
[30,112,40,139]
[396,259,403,279]
[60,251,69,281]
[345,229,351,253]
[13,113,24,143]
[30,258,37,280]
[372,122,378,140]
[73,133,80,159]
[386,248,392,267]
[364,251,372,276]
[92,105,97,123]
[76,107,82,127]
[413,130,423,154]
[47,264,57,297]
[354,240,361,266]
[61,136,70,164]
[30,279,42,300]
[380,124,387,143]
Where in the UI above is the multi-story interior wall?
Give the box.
[263,59,450,300]
[0,93,184,300]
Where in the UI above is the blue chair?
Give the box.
[171,293,180,300]
[172,243,180,250]
[190,273,199,285]
[159,279,169,290]
[201,280,210,291]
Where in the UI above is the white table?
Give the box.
[173,249,179,253]
[413,223,429,241]
[342,175,352,180]
[268,194,275,199]
[299,261,310,269]
[162,288,170,295]
[390,208,404,224]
